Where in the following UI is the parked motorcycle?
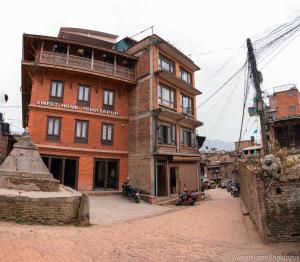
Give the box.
[176,185,199,206]
[122,178,140,203]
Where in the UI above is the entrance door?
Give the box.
[41,156,78,189]
[94,160,119,190]
[157,160,167,196]
[170,167,179,194]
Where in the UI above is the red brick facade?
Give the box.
[22,29,203,195]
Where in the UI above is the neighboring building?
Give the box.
[21,28,203,196]
[125,34,203,196]
[267,84,300,150]
[0,113,16,164]
[241,145,262,156]
[234,139,256,153]
[200,151,236,183]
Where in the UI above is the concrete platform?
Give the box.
[89,195,171,225]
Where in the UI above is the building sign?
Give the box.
[36,101,119,116]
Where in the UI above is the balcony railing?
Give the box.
[40,51,135,82]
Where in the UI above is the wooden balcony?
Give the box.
[40,51,135,82]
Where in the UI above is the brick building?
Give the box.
[21,28,203,195]
[267,84,300,150]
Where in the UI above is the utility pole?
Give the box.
[246,38,269,155]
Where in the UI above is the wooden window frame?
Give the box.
[157,121,176,146]
[103,89,115,111]
[77,84,91,106]
[181,127,196,147]
[74,119,89,144]
[158,83,176,108]
[158,53,175,74]
[49,80,64,103]
[180,67,192,84]
[181,94,194,115]
[46,116,61,141]
[101,123,114,145]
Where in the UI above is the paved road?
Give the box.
[0,189,299,262]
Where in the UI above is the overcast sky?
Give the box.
[1,0,299,142]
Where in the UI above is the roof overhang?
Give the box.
[268,115,300,124]
[156,69,202,96]
[152,35,200,72]
[153,108,203,128]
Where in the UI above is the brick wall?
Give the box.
[239,162,300,242]
[128,154,152,194]
[0,193,81,225]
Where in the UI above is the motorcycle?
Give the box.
[176,185,199,206]
[122,179,140,203]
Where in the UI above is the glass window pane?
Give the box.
[82,122,87,137]
[78,86,83,100]
[107,125,112,140]
[51,82,57,96]
[170,90,174,105]
[104,91,108,105]
[54,119,59,135]
[109,92,113,105]
[57,83,62,97]
[76,122,81,137]
[162,87,169,102]
[84,87,89,101]
[102,125,107,140]
[48,119,53,135]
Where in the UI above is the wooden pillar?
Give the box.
[114,55,116,75]
[66,45,70,65]
[91,50,94,70]
[39,41,44,62]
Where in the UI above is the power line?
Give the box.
[197,61,247,109]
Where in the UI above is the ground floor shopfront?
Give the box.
[155,156,200,196]
[38,146,128,191]
[128,153,200,197]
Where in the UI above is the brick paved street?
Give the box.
[0,189,299,262]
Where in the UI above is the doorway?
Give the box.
[41,156,78,189]
[156,160,167,196]
[170,167,179,194]
[94,159,119,190]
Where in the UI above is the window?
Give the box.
[181,128,195,147]
[180,67,192,84]
[103,90,114,110]
[47,117,61,140]
[102,123,113,145]
[158,54,175,73]
[75,120,88,143]
[49,80,64,102]
[158,83,175,108]
[77,84,90,106]
[181,94,193,115]
[288,91,294,97]
[157,121,176,145]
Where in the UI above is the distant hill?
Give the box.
[201,139,235,151]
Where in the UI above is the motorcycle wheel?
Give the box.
[176,199,183,206]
